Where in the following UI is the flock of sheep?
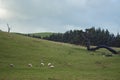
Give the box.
[9,62,55,68]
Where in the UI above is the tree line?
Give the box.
[43,27,120,47]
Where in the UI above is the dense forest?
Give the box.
[43,27,120,47]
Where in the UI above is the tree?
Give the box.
[7,24,11,33]
[85,40,118,54]
[43,27,120,48]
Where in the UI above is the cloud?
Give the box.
[0,0,120,34]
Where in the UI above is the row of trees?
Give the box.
[43,27,120,47]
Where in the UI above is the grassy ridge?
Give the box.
[27,32,54,38]
[0,32,120,80]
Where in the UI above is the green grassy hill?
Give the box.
[0,32,120,80]
[33,32,54,37]
[26,32,54,38]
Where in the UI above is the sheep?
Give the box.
[48,63,52,66]
[10,64,14,67]
[49,65,55,68]
[28,64,32,67]
[41,63,45,66]
[47,63,55,68]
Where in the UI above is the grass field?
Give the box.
[0,32,120,80]
[27,32,54,38]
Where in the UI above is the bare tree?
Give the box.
[7,24,10,33]
[82,33,118,54]
[86,40,118,54]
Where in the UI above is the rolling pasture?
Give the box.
[0,32,120,80]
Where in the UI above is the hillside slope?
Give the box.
[0,32,120,80]
[24,32,54,38]
[32,32,54,37]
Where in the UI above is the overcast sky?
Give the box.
[0,0,120,34]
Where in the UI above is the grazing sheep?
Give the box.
[10,64,14,67]
[49,65,54,68]
[48,63,52,66]
[28,64,32,67]
[41,63,45,66]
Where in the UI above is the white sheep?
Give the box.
[48,63,52,66]
[49,65,55,68]
[10,64,14,67]
[41,63,45,66]
[28,64,32,67]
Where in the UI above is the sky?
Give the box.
[0,0,120,34]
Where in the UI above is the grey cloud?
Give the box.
[0,0,120,34]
